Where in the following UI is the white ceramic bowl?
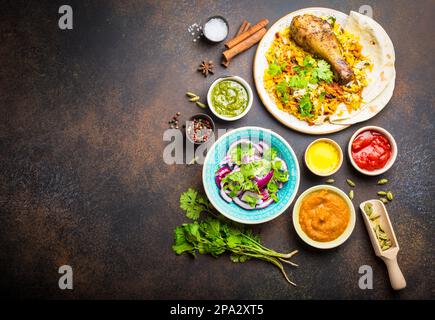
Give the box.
[207,76,253,121]
[292,185,356,249]
[304,138,343,177]
[348,126,397,176]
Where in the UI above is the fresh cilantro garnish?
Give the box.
[221,171,245,196]
[240,160,271,180]
[273,169,289,182]
[319,91,326,102]
[299,93,313,117]
[276,80,287,95]
[288,74,309,89]
[270,193,278,202]
[281,92,289,104]
[263,147,277,161]
[241,180,258,192]
[244,194,258,208]
[267,62,282,76]
[267,61,286,76]
[303,55,316,67]
[179,188,214,220]
[276,80,290,104]
[267,180,278,194]
[327,16,336,26]
[313,60,333,83]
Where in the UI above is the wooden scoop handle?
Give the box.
[383,257,406,290]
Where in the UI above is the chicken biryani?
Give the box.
[264,15,372,125]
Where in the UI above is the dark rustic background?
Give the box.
[0,0,434,299]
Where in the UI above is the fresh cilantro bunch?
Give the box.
[180,188,214,220]
[173,188,299,286]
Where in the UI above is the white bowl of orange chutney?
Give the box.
[292,185,356,249]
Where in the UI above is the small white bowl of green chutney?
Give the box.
[207,76,253,121]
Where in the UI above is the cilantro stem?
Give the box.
[240,234,298,259]
[233,250,297,286]
[279,257,299,267]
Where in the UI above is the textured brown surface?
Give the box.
[0,0,434,299]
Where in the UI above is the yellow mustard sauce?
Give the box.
[306,140,340,175]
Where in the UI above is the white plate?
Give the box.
[253,7,395,134]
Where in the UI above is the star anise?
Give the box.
[198,60,214,77]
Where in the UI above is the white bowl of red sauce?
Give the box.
[348,126,397,176]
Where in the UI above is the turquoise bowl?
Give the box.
[203,126,300,224]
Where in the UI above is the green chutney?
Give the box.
[211,80,248,117]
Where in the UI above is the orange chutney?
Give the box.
[299,189,350,242]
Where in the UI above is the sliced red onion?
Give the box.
[220,188,233,203]
[255,170,274,189]
[278,182,283,189]
[261,189,270,201]
[255,198,274,209]
[215,166,231,186]
[233,196,256,210]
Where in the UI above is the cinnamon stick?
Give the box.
[225,19,269,49]
[236,20,251,37]
[221,58,230,68]
[222,27,267,66]
[222,20,251,67]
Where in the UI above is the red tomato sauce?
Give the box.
[351,130,392,171]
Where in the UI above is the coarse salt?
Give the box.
[204,18,228,42]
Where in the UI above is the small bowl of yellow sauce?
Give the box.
[304,138,343,176]
[292,185,356,249]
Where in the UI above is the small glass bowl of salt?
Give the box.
[203,16,229,43]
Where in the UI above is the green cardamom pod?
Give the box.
[386,191,394,201]
[196,101,207,108]
[363,203,373,216]
[346,179,356,187]
[379,197,388,204]
[377,178,388,185]
[189,96,200,102]
[186,92,198,98]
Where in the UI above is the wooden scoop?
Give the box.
[359,200,406,290]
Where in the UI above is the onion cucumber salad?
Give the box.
[215,139,289,210]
